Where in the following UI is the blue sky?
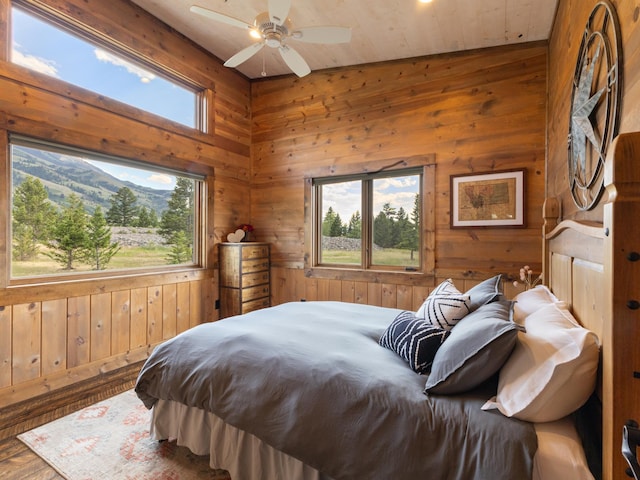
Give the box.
[11,7,192,191]
[323,175,420,222]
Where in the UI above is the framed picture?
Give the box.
[450,169,526,228]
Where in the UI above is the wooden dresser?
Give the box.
[219,242,270,318]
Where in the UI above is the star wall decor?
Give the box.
[567,0,621,211]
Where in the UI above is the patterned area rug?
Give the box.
[18,389,231,480]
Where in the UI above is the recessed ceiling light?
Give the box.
[419,0,432,3]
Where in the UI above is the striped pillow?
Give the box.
[416,279,471,330]
[379,311,450,374]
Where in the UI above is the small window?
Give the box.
[10,137,204,280]
[313,169,422,271]
[11,4,199,128]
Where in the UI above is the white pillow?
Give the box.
[513,285,566,323]
[415,279,471,330]
[481,302,599,423]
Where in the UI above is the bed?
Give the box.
[136,132,640,480]
[136,298,594,480]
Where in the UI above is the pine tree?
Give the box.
[166,230,192,264]
[83,206,120,270]
[322,207,337,236]
[159,178,193,242]
[12,176,56,260]
[136,206,151,228]
[373,202,396,248]
[13,224,39,262]
[346,211,362,239]
[106,187,138,226]
[45,194,89,270]
[395,207,411,249]
[148,208,159,227]
[329,212,344,237]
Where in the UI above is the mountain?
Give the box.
[12,145,172,215]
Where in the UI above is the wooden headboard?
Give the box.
[543,132,640,480]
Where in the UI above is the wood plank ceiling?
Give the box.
[130,0,558,79]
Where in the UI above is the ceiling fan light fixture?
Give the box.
[191,0,351,78]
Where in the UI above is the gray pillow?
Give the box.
[465,274,504,312]
[424,300,521,395]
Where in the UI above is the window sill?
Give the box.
[2,266,213,304]
[305,266,435,286]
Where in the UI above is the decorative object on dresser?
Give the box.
[237,223,255,242]
[219,242,270,318]
[226,228,245,243]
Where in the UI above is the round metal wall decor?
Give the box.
[567,0,622,211]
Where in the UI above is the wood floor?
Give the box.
[0,364,139,479]
[0,438,63,480]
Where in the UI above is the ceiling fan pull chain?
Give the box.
[262,49,267,77]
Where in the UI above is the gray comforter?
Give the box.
[136,301,536,479]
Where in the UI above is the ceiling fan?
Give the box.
[190,0,352,77]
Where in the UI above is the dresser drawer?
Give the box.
[242,284,270,302]
[241,244,269,260]
[242,271,270,288]
[242,258,269,274]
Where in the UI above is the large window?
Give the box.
[11,4,200,128]
[313,169,422,271]
[10,137,204,280]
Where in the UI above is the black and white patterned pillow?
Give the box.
[416,279,471,330]
[379,311,451,374]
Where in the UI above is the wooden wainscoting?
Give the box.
[270,266,523,310]
[0,271,216,413]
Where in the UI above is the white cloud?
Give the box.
[373,191,417,215]
[148,173,172,185]
[11,48,58,77]
[375,176,418,190]
[94,48,156,83]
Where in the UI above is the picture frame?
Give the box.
[450,169,526,228]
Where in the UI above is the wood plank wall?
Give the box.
[0,0,251,407]
[270,266,524,310]
[547,1,640,478]
[251,42,548,297]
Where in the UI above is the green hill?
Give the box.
[12,145,172,215]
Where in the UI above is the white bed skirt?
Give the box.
[151,399,593,480]
[151,398,333,480]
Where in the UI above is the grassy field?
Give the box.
[322,248,419,267]
[12,244,174,277]
[13,245,418,277]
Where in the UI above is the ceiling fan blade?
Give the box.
[293,26,352,44]
[278,44,311,77]
[190,5,252,30]
[268,0,291,25]
[224,42,265,68]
